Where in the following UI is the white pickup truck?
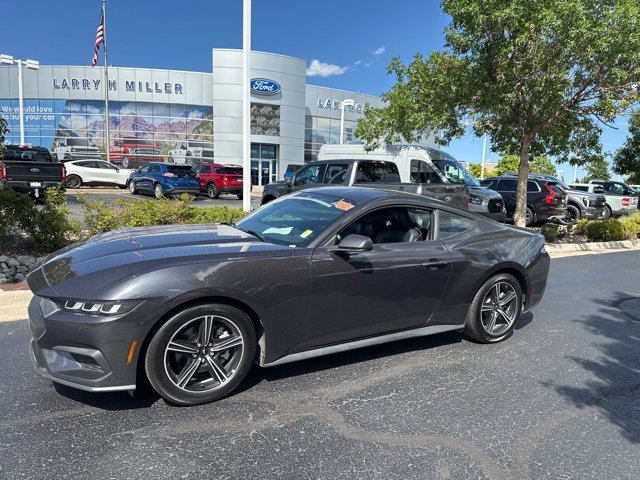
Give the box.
[168,140,214,166]
[53,137,101,162]
[570,181,639,218]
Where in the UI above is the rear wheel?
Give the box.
[602,205,612,219]
[207,182,220,199]
[562,204,580,225]
[525,207,534,226]
[464,273,522,343]
[65,174,82,188]
[144,304,256,406]
[122,156,129,169]
[154,183,164,199]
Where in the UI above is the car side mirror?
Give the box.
[333,234,373,252]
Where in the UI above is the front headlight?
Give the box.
[470,194,484,205]
[52,298,141,316]
[582,196,589,207]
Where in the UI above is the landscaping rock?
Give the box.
[13,273,26,282]
[16,266,29,274]
[17,255,37,267]
[7,258,20,268]
[0,255,9,263]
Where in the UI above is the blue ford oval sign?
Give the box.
[250,78,281,95]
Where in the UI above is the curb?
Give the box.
[545,239,640,257]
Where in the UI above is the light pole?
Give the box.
[0,54,40,145]
[340,99,355,144]
[480,133,487,179]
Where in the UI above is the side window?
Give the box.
[293,164,326,187]
[337,207,431,244]
[149,164,161,173]
[527,181,540,192]
[75,161,93,168]
[199,166,211,174]
[138,165,150,173]
[438,210,475,239]
[497,179,517,191]
[323,163,349,184]
[355,161,400,183]
[410,160,442,184]
[97,161,116,170]
[480,179,497,189]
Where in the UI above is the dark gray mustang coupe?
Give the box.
[27,187,549,406]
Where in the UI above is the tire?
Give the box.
[525,207,534,226]
[65,174,82,188]
[561,204,580,225]
[261,195,276,205]
[237,194,243,200]
[464,273,523,343]
[128,179,138,195]
[207,182,220,199]
[602,205,612,219]
[144,303,256,406]
[154,183,164,199]
[122,156,129,169]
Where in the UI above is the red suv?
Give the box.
[110,138,162,169]
[195,163,246,199]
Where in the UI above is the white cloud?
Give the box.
[306,59,349,77]
[371,46,386,56]
[354,60,362,66]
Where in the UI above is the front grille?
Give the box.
[488,198,504,213]
[202,150,214,158]
[134,149,159,155]
[594,197,606,208]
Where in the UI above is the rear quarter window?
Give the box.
[438,210,475,239]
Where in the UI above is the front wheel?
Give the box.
[207,183,219,199]
[144,304,256,406]
[464,273,523,343]
[561,204,580,225]
[154,183,164,199]
[121,156,129,169]
[128,179,138,195]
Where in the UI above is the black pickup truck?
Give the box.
[261,159,469,209]
[0,145,66,198]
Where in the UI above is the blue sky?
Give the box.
[0,0,631,180]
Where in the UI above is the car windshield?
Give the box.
[234,191,356,247]
[124,138,155,146]
[432,157,480,186]
[67,138,90,146]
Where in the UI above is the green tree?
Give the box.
[355,0,640,226]
[0,117,8,157]
[613,112,640,180]
[468,163,482,178]
[494,154,557,176]
[582,154,611,181]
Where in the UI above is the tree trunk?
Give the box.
[513,134,533,227]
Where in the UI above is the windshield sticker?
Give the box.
[332,200,355,211]
[300,229,313,238]
[263,226,293,235]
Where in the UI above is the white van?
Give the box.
[318,144,506,222]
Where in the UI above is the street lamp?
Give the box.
[340,99,355,144]
[0,54,40,145]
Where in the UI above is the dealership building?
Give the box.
[0,49,399,185]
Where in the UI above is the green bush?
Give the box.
[618,213,640,240]
[571,218,590,235]
[540,224,559,242]
[585,219,626,242]
[0,186,80,251]
[79,194,246,237]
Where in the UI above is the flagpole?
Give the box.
[102,0,111,163]
[242,0,251,212]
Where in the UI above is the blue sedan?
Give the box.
[128,162,200,199]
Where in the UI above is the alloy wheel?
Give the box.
[163,315,245,393]
[480,281,518,336]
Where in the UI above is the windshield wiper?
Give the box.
[235,226,266,242]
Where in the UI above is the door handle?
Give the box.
[422,259,448,270]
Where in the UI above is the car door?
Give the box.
[305,205,452,349]
[146,164,162,189]
[134,164,152,190]
[72,161,96,183]
[94,161,119,185]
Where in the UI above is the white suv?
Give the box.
[570,181,639,218]
[168,140,214,166]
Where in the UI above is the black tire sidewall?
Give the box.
[464,273,523,343]
[144,304,256,406]
[66,175,81,188]
[207,183,219,199]
[154,184,163,199]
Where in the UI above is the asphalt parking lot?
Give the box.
[1,251,639,479]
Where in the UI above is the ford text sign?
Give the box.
[250,78,281,96]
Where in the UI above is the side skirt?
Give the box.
[261,324,463,368]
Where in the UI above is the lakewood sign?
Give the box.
[250,78,281,96]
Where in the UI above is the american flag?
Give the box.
[91,7,104,67]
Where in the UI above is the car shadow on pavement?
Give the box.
[52,382,161,410]
[237,330,465,394]
[542,291,640,444]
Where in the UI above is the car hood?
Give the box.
[27,224,293,298]
[468,185,502,198]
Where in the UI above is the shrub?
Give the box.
[618,213,640,240]
[79,194,246,237]
[585,219,626,242]
[571,218,590,235]
[540,224,559,242]
[0,186,80,251]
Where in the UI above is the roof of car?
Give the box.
[4,144,50,151]
[300,185,440,205]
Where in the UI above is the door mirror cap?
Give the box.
[334,234,373,252]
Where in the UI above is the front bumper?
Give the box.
[27,295,158,392]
